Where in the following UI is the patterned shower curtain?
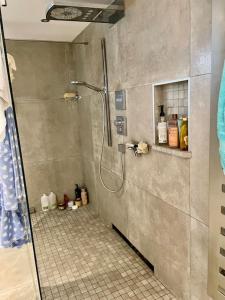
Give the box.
[0,107,30,248]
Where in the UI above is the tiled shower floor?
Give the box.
[32,207,176,300]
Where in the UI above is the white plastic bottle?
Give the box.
[158,105,167,144]
[158,122,167,144]
[48,192,57,210]
[41,194,49,212]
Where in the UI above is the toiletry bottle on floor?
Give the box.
[48,192,57,210]
[75,184,82,207]
[41,194,49,212]
[81,186,88,206]
[64,194,70,208]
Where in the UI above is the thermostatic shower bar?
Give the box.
[101,38,112,147]
[71,39,112,147]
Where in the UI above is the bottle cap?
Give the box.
[172,114,178,120]
[158,105,165,117]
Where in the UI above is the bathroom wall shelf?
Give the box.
[152,144,192,159]
[152,78,191,154]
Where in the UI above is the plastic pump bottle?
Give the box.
[48,192,57,210]
[41,194,49,212]
[81,187,88,206]
[158,105,167,144]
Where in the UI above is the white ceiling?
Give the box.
[1,0,90,42]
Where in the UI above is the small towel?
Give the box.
[0,53,16,142]
[217,60,225,174]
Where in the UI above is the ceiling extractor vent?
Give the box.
[44,0,124,24]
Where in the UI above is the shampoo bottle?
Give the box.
[158,105,167,144]
[48,192,57,210]
[168,114,179,148]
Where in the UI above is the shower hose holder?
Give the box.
[126,142,151,157]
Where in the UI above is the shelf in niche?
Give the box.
[152,78,190,154]
[152,144,192,159]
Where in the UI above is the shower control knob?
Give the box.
[114,120,124,126]
[114,116,127,136]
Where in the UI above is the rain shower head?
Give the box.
[71,80,104,92]
[44,0,124,24]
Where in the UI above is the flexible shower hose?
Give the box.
[98,91,125,193]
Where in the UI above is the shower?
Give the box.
[71,80,125,193]
[43,0,125,24]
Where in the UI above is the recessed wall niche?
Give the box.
[152,78,190,147]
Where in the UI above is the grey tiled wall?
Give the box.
[73,0,212,299]
[6,40,83,209]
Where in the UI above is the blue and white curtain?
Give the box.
[0,108,30,247]
[0,38,30,247]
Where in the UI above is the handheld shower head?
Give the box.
[71,80,104,92]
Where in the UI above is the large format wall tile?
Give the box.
[78,95,94,159]
[23,160,57,208]
[190,74,211,225]
[126,84,153,143]
[7,40,67,100]
[42,100,80,161]
[191,219,211,300]
[53,156,83,201]
[190,0,212,76]
[127,183,191,300]
[118,0,190,88]
[95,164,128,237]
[15,101,48,163]
[105,25,122,91]
[126,150,190,214]
[82,158,97,211]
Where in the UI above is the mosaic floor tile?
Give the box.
[32,207,176,300]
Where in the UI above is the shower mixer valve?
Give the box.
[126,142,150,156]
[114,116,127,136]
